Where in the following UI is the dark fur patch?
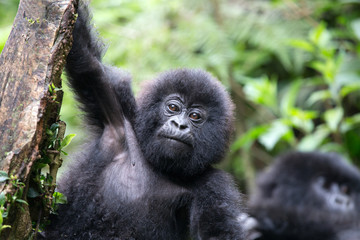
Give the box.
[135,69,234,178]
[249,151,360,240]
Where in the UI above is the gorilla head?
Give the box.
[249,151,360,240]
[135,69,234,179]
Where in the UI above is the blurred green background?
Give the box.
[1,0,360,192]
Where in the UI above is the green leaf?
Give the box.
[310,60,337,84]
[259,120,291,150]
[340,83,360,98]
[288,108,317,133]
[243,77,277,110]
[32,163,47,171]
[310,22,331,48]
[2,209,8,218]
[48,83,55,94]
[341,113,360,132]
[15,199,28,205]
[0,210,3,226]
[280,80,302,116]
[61,150,68,156]
[288,39,314,52]
[50,123,59,132]
[46,129,54,136]
[59,134,76,150]
[324,107,344,132]
[231,125,270,151]
[306,89,332,106]
[0,192,6,206]
[53,192,67,205]
[351,19,360,40]
[0,171,9,183]
[0,225,11,230]
[27,188,40,198]
[297,125,330,151]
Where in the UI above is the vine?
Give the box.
[28,121,75,236]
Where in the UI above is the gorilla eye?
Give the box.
[168,104,180,112]
[189,112,201,120]
[341,185,350,195]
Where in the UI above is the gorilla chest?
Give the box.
[100,151,191,212]
[99,156,191,239]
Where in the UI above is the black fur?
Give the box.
[43,2,245,239]
[135,69,234,178]
[249,151,360,240]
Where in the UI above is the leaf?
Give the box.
[53,192,67,205]
[61,150,68,156]
[310,60,337,84]
[288,39,314,52]
[48,83,55,94]
[32,163,47,171]
[297,125,330,151]
[306,89,332,106]
[351,19,360,40]
[0,225,11,230]
[15,199,28,205]
[243,77,277,110]
[0,192,6,206]
[259,120,291,150]
[59,134,76,150]
[27,188,40,198]
[310,22,331,48]
[310,61,326,74]
[320,142,346,154]
[288,108,317,133]
[341,113,360,132]
[340,83,360,98]
[280,80,302,116]
[50,123,59,132]
[46,129,54,136]
[324,107,344,132]
[231,125,270,151]
[0,171,9,183]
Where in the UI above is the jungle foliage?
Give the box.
[1,0,360,191]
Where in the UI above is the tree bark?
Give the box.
[0,0,78,239]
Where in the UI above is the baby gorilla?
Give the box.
[43,2,247,240]
[249,151,360,240]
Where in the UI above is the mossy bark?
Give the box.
[0,0,78,239]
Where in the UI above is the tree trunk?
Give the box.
[0,0,78,239]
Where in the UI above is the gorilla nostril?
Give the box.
[335,197,343,204]
[171,120,179,128]
[171,120,188,130]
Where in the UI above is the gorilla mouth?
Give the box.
[159,134,194,147]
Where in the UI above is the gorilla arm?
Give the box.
[190,169,246,240]
[65,3,136,133]
[64,1,150,196]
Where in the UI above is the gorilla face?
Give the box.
[135,69,234,179]
[156,94,207,153]
[313,176,355,213]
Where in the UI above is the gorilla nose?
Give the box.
[171,119,188,130]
